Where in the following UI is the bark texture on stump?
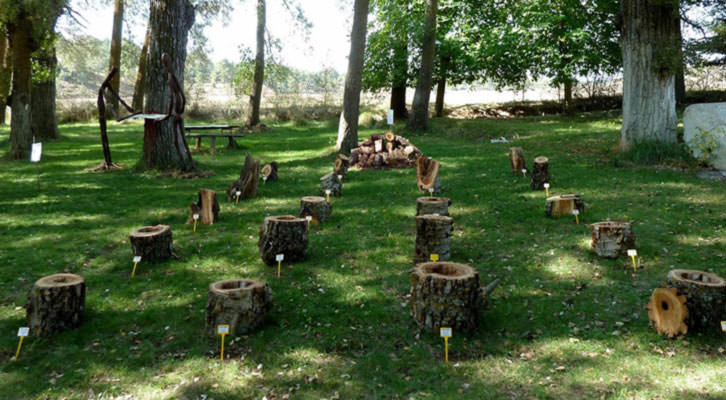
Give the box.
[129,225,174,262]
[416,155,440,193]
[648,287,688,338]
[414,214,453,263]
[664,270,726,333]
[261,162,278,182]
[189,189,219,224]
[509,147,526,174]
[258,215,308,265]
[320,172,342,197]
[590,221,636,258]
[205,278,273,336]
[409,262,480,333]
[26,273,86,337]
[416,196,451,216]
[334,154,350,179]
[530,156,549,190]
[545,194,584,218]
[299,196,332,223]
[226,153,260,200]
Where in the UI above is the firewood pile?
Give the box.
[350,132,423,169]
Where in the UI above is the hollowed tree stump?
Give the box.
[530,156,550,190]
[590,221,636,258]
[26,273,86,337]
[258,215,308,265]
[129,225,174,262]
[261,162,278,182]
[409,262,481,333]
[545,194,584,218]
[299,196,332,223]
[647,288,688,338]
[666,270,726,333]
[205,278,273,336]
[413,214,453,263]
[320,172,342,197]
[416,197,451,217]
[333,154,350,179]
[189,189,219,224]
[416,155,441,193]
[226,152,260,201]
[509,147,526,174]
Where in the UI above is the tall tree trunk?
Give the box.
[31,47,59,140]
[620,0,679,150]
[109,0,124,112]
[8,19,33,159]
[674,18,686,104]
[132,26,150,111]
[563,79,573,113]
[406,0,437,131]
[390,35,408,120]
[434,55,448,118]
[142,0,195,170]
[246,0,265,127]
[336,0,369,155]
[0,34,11,125]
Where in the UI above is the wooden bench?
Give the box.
[184,125,244,150]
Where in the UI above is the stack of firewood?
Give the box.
[350,132,423,169]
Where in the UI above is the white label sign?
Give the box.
[263,176,268,181]
[722,321,726,332]
[193,213,199,220]
[217,324,229,335]
[428,188,434,193]
[387,110,394,125]
[375,141,382,152]
[337,175,343,181]
[30,142,42,163]
[305,216,312,222]
[521,169,526,174]
[627,249,637,257]
[235,191,241,196]
[325,189,331,195]
[276,254,284,262]
[440,327,452,338]
[543,183,550,189]
[572,209,580,216]
[17,327,29,337]
[133,256,141,263]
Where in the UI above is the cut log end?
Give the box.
[205,278,273,336]
[663,269,726,333]
[648,287,688,338]
[258,215,309,265]
[129,225,174,262]
[300,196,332,223]
[416,196,452,216]
[261,162,278,181]
[508,147,526,174]
[320,172,342,197]
[416,155,441,193]
[26,273,86,337]
[189,189,219,224]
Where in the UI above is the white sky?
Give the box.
[63,0,353,73]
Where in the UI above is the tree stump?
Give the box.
[333,154,350,179]
[261,162,278,182]
[416,155,440,193]
[545,194,584,218]
[530,156,550,190]
[299,196,332,223]
[320,172,342,197]
[413,214,453,263]
[226,152,260,201]
[416,197,451,216]
[665,270,726,333]
[189,189,219,224]
[205,278,273,336]
[590,221,636,258]
[258,215,308,265]
[409,262,482,333]
[509,147,526,174]
[647,287,688,338]
[129,225,174,262]
[26,273,86,337]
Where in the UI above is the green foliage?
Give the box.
[687,126,723,165]
[614,140,695,166]
[56,35,141,91]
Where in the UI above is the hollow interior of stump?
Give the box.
[138,226,163,233]
[420,197,442,202]
[37,274,83,287]
[680,271,720,284]
[421,263,465,277]
[661,301,669,311]
[219,280,251,290]
[595,221,628,228]
[276,216,297,221]
[54,277,68,283]
[302,196,325,202]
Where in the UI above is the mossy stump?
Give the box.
[129,225,174,262]
[299,196,332,223]
[416,197,451,217]
[590,221,636,258]
[409,262,480,333]
[205,278,273,336]
[413,214,453,263]
[26,273,86,337]
[258,215,308,265]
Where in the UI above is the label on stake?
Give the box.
[440,327,452,338]
[430,253,439,262]
[217,324,229,335]
[17,327,29,337]
[133,256,141,263]
[721,321,726,332]
[193,214,199,220]
[30,143,42,163]
[627,249,637,257]
[276,254,284,262]
[387,109,394,125]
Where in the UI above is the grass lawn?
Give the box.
[1,112,725,399]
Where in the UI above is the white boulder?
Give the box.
[684,102,726,170]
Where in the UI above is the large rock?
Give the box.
[684,103,726,170]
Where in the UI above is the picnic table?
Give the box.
[184,125,244,150]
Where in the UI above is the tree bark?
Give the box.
[390,36,408,120]
[620,0,679,150]
[665,269,726,333]
[434,56,448,118]
[415,155,440,193]
[226,152,260,200]
[563,79,573,113]
[590,221,636,258]
[674,18,686,104]
[129,225,174,262]
[509,147,526,174]
[545,194,585,218]
[8,18,33,159]
[530,156,549,190]
[246,0,265,127]
[206,279,273,336]
[142,0,195,170]
[258,215,308,265]
[413,214,453,263]
[416,196,451,216]
[261,161,278,181]
[406,0,437,131]
[31,47,59,140]
[189,189,219,225]
[26,274,86,337]
[299,196,332,223]
[109,0,124,112]
[0,34,11,125]
[336,0,369,155]
[132,26,150,111]
[320,171,342,197]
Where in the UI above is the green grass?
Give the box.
[1,112,726,399]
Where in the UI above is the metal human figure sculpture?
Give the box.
[155,52,195,171]
[95,66,138,170]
